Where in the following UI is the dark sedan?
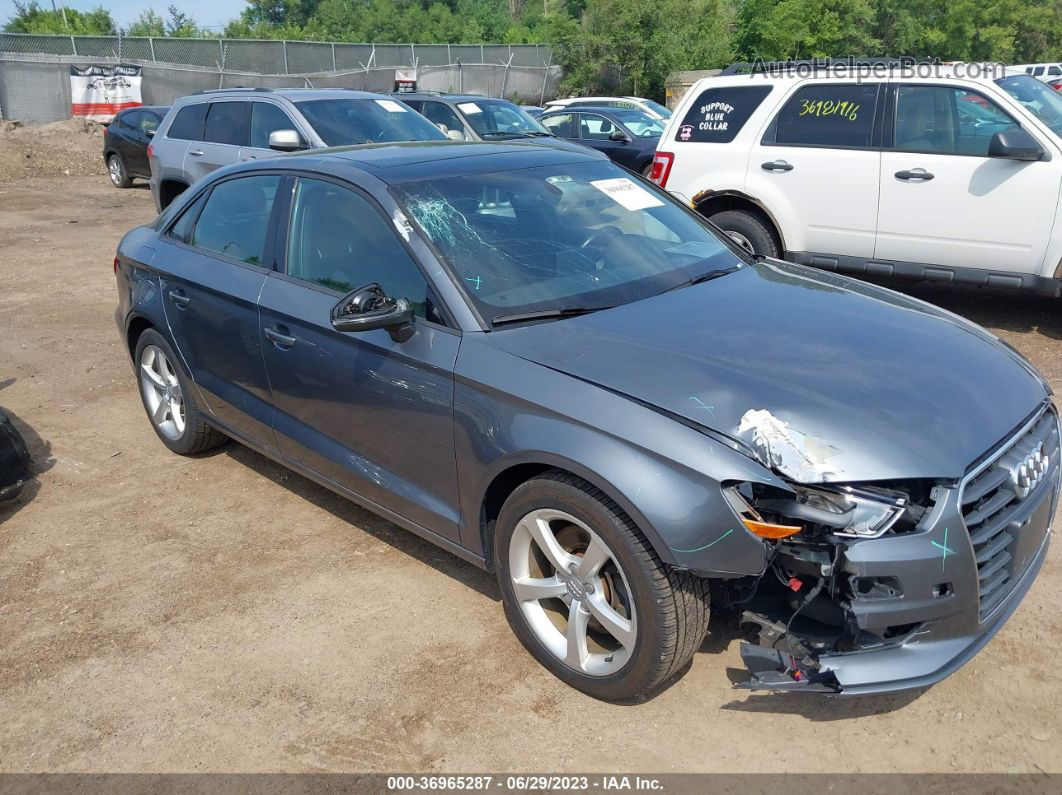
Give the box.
[114,141,1059,701]
[538,106,664,175]
[103,105,168,188]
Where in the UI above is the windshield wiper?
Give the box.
[525,131,554,137]
[662,265,743,294]
[491,305,617,327]
[481,130,531,138]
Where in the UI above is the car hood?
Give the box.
[490,260,1050,483]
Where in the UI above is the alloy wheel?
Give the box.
[725,230,755,254]
[139,344,186,441]
[108,156,123,186]
[508,508,636,676]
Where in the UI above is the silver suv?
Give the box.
[149,88,445,210]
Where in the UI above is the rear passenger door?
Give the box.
[185,100,249,183]
[258,176,462,540]
[158,174,282,445]
[746,81,883,259]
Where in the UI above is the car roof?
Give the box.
[221,140,604,185]
[179,88,384,103]
[544,105,648,115]
[398,93,506,103]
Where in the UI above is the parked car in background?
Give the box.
[654,63,1062,295]
[538,106,663,175]
[544,96,672,120]
[103,105,168,189]
[394,93,590,155]
[1048,77,1062,92]
[115,141,1060,700]
[520,105,545,117]
[148,88,444,210]
[1012,63,1062,80]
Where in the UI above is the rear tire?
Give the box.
[107,154,133,188]
[134,328,227,455]
[709,209,780,258]
[494,470,710,702]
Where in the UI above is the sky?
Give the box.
[29,0,249,31]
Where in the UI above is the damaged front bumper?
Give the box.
[735,404,1060,695]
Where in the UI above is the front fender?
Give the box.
[454,336,783,577]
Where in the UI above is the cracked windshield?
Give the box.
[393,161,745,324]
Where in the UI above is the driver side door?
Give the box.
[577,113,637,168]
[258,175,463,540]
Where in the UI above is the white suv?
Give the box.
[651,63,1062,295]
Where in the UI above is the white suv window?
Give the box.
[769,83,880,149]
[894,86,1019,156]
[673,85,771,143]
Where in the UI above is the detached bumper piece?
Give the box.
[735,642,840,693]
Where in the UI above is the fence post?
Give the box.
[70,35,77,56]
[116,30,122,63]
[331,42,336,71]
[499,52,513,99]
[539,52,552,105]
[283,40,289,74]
[149,37,156,62]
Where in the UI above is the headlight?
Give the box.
[724,483,907,540]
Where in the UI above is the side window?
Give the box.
[773,83,879,148]
[167,103,207,141]
[421,101,466,138]
[580,113,617,140]
[539,112,574,137]
[139,111,161,135]
[250,102,299,149]
[1050,66,1062,77]
[674,85,772,143]
[119,110,139,130]
[1033,66,1045,77]
[286,178,432,319]
[204,102,250,147]
[895,86,1019,156]
[167,192,207,242]
[190,175,280,265]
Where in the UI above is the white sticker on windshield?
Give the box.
[375,99,407,112]
[590,178,664,211]
[458,102,483,114]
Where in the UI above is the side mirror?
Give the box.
[608,129,630,142]
[331,283,415,342]
[146,129,156,137]
[988,129,1044,161]
[268,129,306,152]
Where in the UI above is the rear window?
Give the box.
[674,85,772,143]
[168,103,207,141]
[771,84,879,149]
[204,102,249,146]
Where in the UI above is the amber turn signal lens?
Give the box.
[741,518,802,539]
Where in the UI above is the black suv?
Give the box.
[103,106,168,188]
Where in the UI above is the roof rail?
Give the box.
[720,57,937,75]
[191,86,275,95]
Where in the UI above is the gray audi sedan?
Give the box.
[114,141,1059,700]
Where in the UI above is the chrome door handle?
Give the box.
[167,289,190,308]
[188,149,204,157]
[264,326,297,348]
[761,160,793,172]
[895,168,934,181]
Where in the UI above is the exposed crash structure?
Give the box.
[721,403,1060,694]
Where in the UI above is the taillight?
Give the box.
[649,151,674,188]
[147,143,154,159]
[113,255,119,274]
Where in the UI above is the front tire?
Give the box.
[494,470,710,701]
[108,153,133,188]
[134,329,226,455]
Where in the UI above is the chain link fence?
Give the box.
[0,33,560,123]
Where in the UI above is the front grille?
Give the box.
[959,404,1060,622]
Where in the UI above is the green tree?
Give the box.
[3,0,116,34]
[165,4,201,36]
[126,8,166,37]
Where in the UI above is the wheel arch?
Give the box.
[475,451,678,574]
[125,314,156,360]
[158,179,190,210]
[692,189,786,252]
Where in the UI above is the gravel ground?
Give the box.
[1,174,1061,774]
[0,119,108,182]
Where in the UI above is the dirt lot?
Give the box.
[2,170,1062,774]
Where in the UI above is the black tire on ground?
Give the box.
[708,209,780,258]
[107,154,133,188]
[134,328,227,456]
[494,469,710,702]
